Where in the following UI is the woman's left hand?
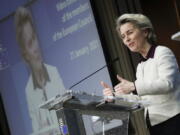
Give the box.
[114,75,135,95]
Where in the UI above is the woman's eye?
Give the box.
[121,36,125,39]
[128,31,133,35]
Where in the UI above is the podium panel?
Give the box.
[56,108,130,135]
[40,91,150,135]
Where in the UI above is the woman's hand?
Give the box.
[100,81,114,102]
[114,75,135,95]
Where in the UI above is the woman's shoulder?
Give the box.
[156,45,172,52]
[155,45,173,57]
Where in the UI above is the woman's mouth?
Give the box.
[128,42,134,47]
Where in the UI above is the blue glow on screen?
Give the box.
[0,0,112,135]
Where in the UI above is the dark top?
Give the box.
[140,45,157,62]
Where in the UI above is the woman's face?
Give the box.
[22,22,42,64]
[119,22,148,53]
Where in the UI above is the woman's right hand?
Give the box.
[100,81,114,102]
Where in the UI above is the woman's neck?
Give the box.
[30,62,47,89]
[139,42,152,58]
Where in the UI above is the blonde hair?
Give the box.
[116,13,157,44]
[14,7,35,51]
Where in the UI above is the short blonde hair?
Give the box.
[116,13,157,44]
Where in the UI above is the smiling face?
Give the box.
[119,22,148,53]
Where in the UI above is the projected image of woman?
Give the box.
[15,7,66,135]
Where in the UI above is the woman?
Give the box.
[101,13,180,135]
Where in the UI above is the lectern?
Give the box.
[40,91,150,135]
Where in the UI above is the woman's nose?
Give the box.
[125,36,130,43]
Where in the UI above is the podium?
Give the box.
[40,91,150,135]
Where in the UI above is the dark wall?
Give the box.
[140,0,180,65]
[0,94,10,135]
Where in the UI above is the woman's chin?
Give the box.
[130,48,137,52]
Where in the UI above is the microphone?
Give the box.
[69,57,120,89]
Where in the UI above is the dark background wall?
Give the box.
[140,0,180,65]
